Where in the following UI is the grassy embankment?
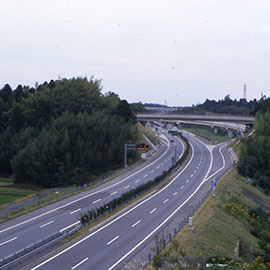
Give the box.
[145,137,270,269]
[0,178,37,207]
[183,126,227,143]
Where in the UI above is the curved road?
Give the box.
[23,132,233,270]
[0,129,183,260]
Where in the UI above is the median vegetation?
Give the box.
[78,135,190,227]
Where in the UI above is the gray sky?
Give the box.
[1,0,270,106]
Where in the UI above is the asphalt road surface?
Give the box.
[19,132,233,270]
[0,129,183,261]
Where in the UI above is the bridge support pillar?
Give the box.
[228,129,233,138]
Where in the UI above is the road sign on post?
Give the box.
[211,179,217,197]
[125,143,136,168]
[136,143,149,151]
[211,179,217,186]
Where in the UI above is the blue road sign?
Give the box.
[211,179,217,186]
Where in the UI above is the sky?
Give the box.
[1,0,270,107]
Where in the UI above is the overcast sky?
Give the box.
[1,0,270,106]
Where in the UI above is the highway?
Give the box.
[20,131,233,270]
[0,128,183,261]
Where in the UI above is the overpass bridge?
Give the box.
[136,113,255,125]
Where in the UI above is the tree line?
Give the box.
[237,96,270,193]
[0,77,138,188]
[173,94,258,115]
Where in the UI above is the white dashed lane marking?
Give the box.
[132,220,141,227]
[92,198,101,204]
[107,236,119,245]
[0,237,18,247]
[70,208,81,215]
[40,221,54,228]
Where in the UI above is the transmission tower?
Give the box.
[243,83,247,100]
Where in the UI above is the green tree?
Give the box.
[9,105,25,133]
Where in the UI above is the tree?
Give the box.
[9,105,25,133]
[13,84,24,103]
[116,100,135,122]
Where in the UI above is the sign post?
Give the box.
[124,143,149,168]
[211,179,217,197]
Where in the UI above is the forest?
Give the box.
[0,77,139,188]
[172,94,258,115]
[237,97,270,193]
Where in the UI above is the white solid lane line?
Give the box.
[92,198,101,204]
[40,221,54,228]
[30,142,197,270]
[70,208,81,215]
[163,199,168,204]
[71,257,89,270]
[110,191,118,196]
[150,208,157,214]
[0,137,172,235]
[0,237,18,247]
[107,236,119,245]
[132,220,141,227]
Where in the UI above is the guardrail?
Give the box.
[0,223,82,269]
[0,160,144,222]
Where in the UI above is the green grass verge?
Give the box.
[184,127,227,142]
[0,177,13,183]
[159,167,270,258]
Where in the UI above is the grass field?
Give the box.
[183,127,228,143]
[159,167,269,258]
[0,177,37,208]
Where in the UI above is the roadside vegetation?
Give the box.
[182,124,228,143]
[0,177,37,208]
[145,97,270,270]
[0,77,140,188]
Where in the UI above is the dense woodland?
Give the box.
[0,77,138,188]
[237,97,270,193]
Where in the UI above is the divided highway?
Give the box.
[20,131,233,270]
[0,129,183,260]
